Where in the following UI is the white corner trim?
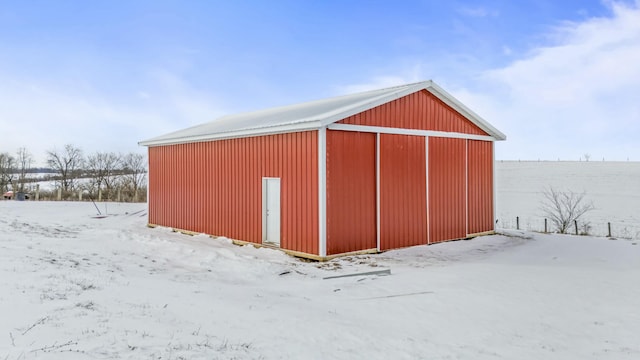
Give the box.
[327,124,496,142]
[318,127,327,257]
[492,142,497,230]
[465,140,469,236]
[146,151,151,222]
[376,133,381,252]
[425,136,430,245]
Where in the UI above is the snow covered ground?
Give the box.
[496,161,640,238]
[1,201,639,359]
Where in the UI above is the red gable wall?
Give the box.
[338,90,488,135]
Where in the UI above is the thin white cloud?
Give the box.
[342,1,640,161]
[469,0,640,160]
[457,6,499,18]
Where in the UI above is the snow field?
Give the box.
[496,161,640,238]
[1,201,639,359]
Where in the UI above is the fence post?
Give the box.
[516,216,520,230]
[608,222,612,237]
[98,189,102,202]
[57,188,62,201]
[36,184,40,201]
[574,220,578,235]
[79,190,82,201]
[544,218,548,233]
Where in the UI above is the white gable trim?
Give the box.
[425,82,506,141]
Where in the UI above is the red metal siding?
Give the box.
[148,131,319,255]
[379,134,428,250]
[428,137,467,243]
[339,90,487,135]
[326,130,377,255]
[467,140,494,234]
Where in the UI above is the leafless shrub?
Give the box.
[540,186,594,234]
[579,221,592,236]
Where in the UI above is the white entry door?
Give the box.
[263,178,281,246]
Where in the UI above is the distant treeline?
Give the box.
[13,168,58,174]
[1,144,147,202]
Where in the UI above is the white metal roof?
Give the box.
[139,80,506,147]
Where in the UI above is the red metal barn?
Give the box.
[139,81,506,260]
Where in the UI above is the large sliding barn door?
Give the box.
[379,134,428,250]
[428,137,467,243]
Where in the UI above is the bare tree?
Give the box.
[0,152,15,194]
[583,153,591,162]
[102,153,122,199]
[86,152,122,200]
[121,152,147,202]
[47,144,84,192]
[540,186,594,234]
[16,147,33,192]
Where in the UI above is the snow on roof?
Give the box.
[139,80,506,147]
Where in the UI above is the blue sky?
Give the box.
[1,0,638,164]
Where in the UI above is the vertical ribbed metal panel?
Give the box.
[326,130,377,255]
[379,134,427,250]
[428,137,467,242]
[338,90,487,135]
[467,140,494,234]
[147,131,319,255]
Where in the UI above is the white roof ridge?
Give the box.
[214,80,430,124]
